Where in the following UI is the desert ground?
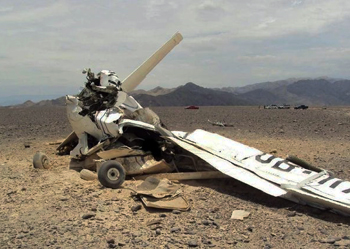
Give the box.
[0,105,350,248]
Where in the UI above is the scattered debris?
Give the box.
[208,119,234,127]
[230,210,251,220]
[131,177,190,211]
[133,171,229,180]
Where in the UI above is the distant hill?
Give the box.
[133,82,250,107]
[0,94,64,106]
[224,78,350,106]
[130,86,175,96]
[9,97,66,108]
[7,77,350,107]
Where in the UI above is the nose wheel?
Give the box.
[33,152,50,169]
[98,160,126,189]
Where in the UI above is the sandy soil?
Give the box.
[0,106,350,248]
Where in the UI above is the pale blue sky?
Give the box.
[1,0,350,99]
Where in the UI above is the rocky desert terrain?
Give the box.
[1,105,350,248]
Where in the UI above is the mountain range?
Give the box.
[4,77,350,107]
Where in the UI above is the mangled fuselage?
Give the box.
[58,32,350,216]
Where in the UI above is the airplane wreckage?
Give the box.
[33,32,350,216]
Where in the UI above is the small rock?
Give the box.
[7,190,17,196]
[202,239,212,245]
[131,204,142,212]
[133,238,142,243]
[335,240,350,246]
[188,239,199,247]
[149,224,162,230]
[287,211,296,217]
[212,221,220,227]
[16,234,25,239]
[146,219,162,226]
[319,236,342,244]
[172,210,181,214]
[108,243,116,248]
[170,227,181,233]
[184,230,196,235]
[106,238,115,244]
[98,207,106,212]
[82,213,95,219]
[132,231,142,237]
[226,240,236,245]
[156,229,161,235]
[159,214,167,217]
[202,220,210,226]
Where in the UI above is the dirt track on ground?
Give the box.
[0,106,350,248]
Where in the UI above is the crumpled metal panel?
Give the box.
[170,129,350,215]
[167,136,288,197]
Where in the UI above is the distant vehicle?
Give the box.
[264,104,278,109]
[185,105,199,110]
[278,104,291,109]
[294,105,308,110]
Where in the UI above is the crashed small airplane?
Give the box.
[39,32,350,216]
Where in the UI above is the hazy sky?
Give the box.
[1,0,350,98]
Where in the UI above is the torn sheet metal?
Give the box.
[97,146,147,160]
[140,196,189,211]
[133,171,230,180]
[119,156,173,175]
[167,136,288,197]
[132,177,181,198]
[169,129,350,215]
[132,177,190,211]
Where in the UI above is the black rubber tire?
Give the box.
[33,152,50,169]
[98,161,126,189]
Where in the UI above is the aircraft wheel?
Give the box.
[98,161,126,189]
[33,152,50,169]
